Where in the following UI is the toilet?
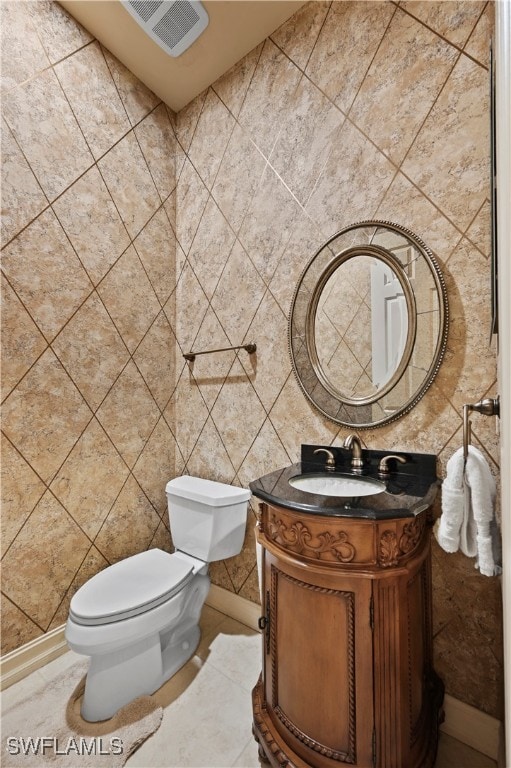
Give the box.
[65,475,250,722]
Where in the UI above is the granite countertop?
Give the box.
[249,445,440,520]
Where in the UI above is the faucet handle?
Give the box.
[378,454,407,477]
[313,448,336,470]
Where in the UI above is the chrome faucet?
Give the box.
[343,434,364,472]
[313,448,336,471]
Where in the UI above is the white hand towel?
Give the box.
[436,446,500,576]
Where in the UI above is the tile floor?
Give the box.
[1,606,497,768]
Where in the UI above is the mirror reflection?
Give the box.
[289,221,448,428]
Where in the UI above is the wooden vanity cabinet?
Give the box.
[252,501,443,768]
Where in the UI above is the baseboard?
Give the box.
[205,583,261,631]
[0,589,501,762]
[0,624,67,691]
[440,693,501,760]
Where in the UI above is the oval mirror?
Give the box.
[289,221,448,428]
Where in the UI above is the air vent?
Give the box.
[122,0,209,58]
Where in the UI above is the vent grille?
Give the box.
[153,2,200,50]
[129,0,163,22]
[123,0,209,58]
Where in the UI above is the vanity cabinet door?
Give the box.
[262,549,374,768]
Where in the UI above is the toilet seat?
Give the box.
[69,549,194,626]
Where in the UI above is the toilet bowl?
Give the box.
[65,475,250,722]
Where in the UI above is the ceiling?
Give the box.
[59,0,305,112]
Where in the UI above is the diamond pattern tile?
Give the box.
[96,361,160,469]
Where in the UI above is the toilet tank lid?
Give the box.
[166,475,251,506]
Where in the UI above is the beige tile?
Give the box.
[212,123,267,234]
[237,563,261,606]
[1,490,91,629]
[197,616,261,692]
[102,46,160,127]
[150,520,174,554]
[400,1,486,50]
[163,368,209,463]
[3,68,93,200]
[186,416,237,485]
[173,158,209,255]
[0,277,47,401]
[173,88,207,152]
[188,88,236,189]
[402,54,490,233]
[96,361,160,469]
[30,0,93,65]
[1,209,92,341]
[238,418,291,491]
[350,9,458,165]
[211,240,266,345]
[306,1,395,114]
[0,433,45,558]
[239,290,290,413]
[133,311,177,410]
[188,198,236,300]
[187,308,237,409]
[133,417,180,516]
[134,207,178,305]
[464,2,494,69]
[239,165,303,285]
[466,198,491,257]
[97,245,161,353]
[437,238,496,411]
[0,595,42,656]
[50,418,129,539]
[0,1,50,93]
[98,131,160,238]
[171,261,208,354]
[269,374,338,462]
[269,214,325,317]
[211,359,267,471]
[52,291,129,411]
[306,120,396,240]
[271,75,345,205]
[55,41,130,160]
[213,44,263,118]
[135,103,184,201]
[1,348,92,484]
[376,171,462,265]
[271,1,330,71]
[0,120,47,247]
[52,165,130,286]
[238,38,302,158]
[127,659,254,768]
[225,519,258,594]
[94,475,161,565]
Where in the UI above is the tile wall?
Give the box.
[0,0,502,720]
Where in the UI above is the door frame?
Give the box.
[495,0,511,762]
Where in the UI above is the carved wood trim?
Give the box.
[379,530,399,567]
[379,516,426,567]
[252,676,291,768]
[270,565,357,763]
[267,516,356,563]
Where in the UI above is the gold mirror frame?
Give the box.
[289,221,449,429]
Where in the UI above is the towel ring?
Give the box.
[463,396,500,463]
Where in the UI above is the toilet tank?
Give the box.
[165,476,251,562]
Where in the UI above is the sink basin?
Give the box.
[289,473,385,497]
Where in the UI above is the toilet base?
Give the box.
[80,574,209,722]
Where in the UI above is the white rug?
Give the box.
[2,659,163,767]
